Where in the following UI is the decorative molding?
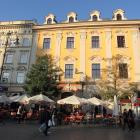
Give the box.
[80,31,87,39]
[113,9,127,20]
[89,56,103,62]
[17,66,27,71]
[90,30,100,35]
[66,12,78,23]
[63,56,78,62]
[3,65,14,70]
[66,32,76,37]
[89,10,102,21]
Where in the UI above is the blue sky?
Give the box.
[0,0,140,23]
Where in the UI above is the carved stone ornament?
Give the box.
[64,56,77,62]
[17,66,27,71]
[90,56,102,62]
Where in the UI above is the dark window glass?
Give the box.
[92,36,99,48]
[67,37,74,49]
[65,64,73,78]
[92,64,100,79]
[92,15,98,21]
[117,36,125,48]
[69,17,74,23]
[43,38,50,49]
[47,18,52,24]
[119,63,128,79]
[117,14,122,20]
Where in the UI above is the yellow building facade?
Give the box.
[33,9,140,93]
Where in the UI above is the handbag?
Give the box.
[38,123,46,132]
[48,120,52,127]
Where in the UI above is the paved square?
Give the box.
[0,122,140,140]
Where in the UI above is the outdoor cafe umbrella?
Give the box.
[13,94,29,103]
[88,97,104,106]
[57,95,88,105]
[113,95,119,116]
[28,94,54,103]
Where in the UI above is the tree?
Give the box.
[97,54,137,100]
[24,54,62,100]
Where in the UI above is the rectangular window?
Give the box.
[2,72,10,83]
[92,36,99,48]
[5,54,13,64]
[65,64,73,78]
[117,36,125,48]
[119,63,128,79]
[17,72,25,84]
[66,37,74,49]
[19,52,28,64]
[43,38,50,49]
[92,64,100,79]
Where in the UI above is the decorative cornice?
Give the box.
[33,20,140,30]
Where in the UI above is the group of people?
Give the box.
[121,109,135,132]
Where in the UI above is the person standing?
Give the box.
[128,109,135,131]
[122,109,130,130]
[39,106,51,136]
[17,105,23,124]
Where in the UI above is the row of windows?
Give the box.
[43,36,126,49]
[65,63,128,79]
[0,38,31,47]
[1,64,128,83]
[5,52,29,64]
[2,72,25,84]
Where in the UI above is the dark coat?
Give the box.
[39,109,50,124]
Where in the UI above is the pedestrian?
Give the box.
[128,109,135,132]
[122,109,130,131]
[51,107,57,127]
[0,108,5,125]
[39,106,51,136]
[17,105,23,124]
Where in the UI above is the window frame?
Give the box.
[119,63,128,79]
[65,64,74,79]
[69,17,74,23]
[19,52,28,64]
[43,38,51,49]
[66,37,74,49]
[117,36,125,48]
[2,72,10,83]
[23,38,30,47]
[91,36,100,48]
[5,54,13,64]
[92,63,101,79]
[16,72,25,84]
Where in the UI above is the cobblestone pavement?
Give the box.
[0,121,140,140]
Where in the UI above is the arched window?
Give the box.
[69,17,74,23]
[23,38,30,47]
[117,14,122,20]
[47,18,52,24]
[92,15,98,21]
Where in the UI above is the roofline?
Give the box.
[0,20,37,26]
[33,19,140,30]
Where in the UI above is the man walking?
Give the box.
[39,106,51,136]
[122,109,130,131]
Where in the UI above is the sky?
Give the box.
[0,0,140,24]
